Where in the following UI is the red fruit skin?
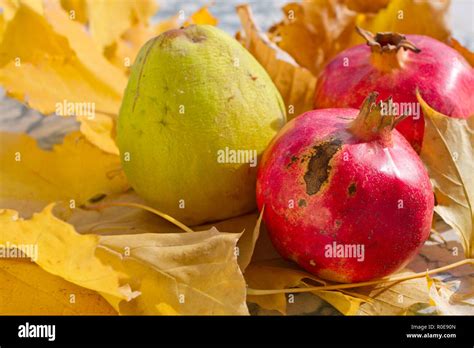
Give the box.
[256,109,434,283]
[314,35,474,152]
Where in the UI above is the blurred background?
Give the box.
[154,0,474,47]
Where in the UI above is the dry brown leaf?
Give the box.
[268,0,357,76]
[343,0,391,13]
[245,258,367,315]
[99,229,248,315]
[197,209,263,271]
[244,222,439,315]
[427,277,474,315]
[265,0,451,78]
[246,257,434,315]
[418,92,474,257]
[236,4,316,118]
[353,0,451,45]
[357,274,430,315]
[56,191,184,236]
[56,191,263,272]
[245,258,324,314]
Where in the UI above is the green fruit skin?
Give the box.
[117,25,286,225]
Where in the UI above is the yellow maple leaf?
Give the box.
[0,2,222,154]
[1,0,43,17]
[59,0,87,23]
[0,258,117,315]
[0,205,134,300]
[0,1,128,154]
[0,205,249,315]
[80,0,158,48]
[60,0,158,46]
[418,92,474,258]
[0,131,129,217]
[184,6,218,27]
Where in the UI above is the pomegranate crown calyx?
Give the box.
[356,26,421,54]
[349,92,408,141]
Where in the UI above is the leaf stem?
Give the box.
[247,258,473,295]
[85,202,195,233]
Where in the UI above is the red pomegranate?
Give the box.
[314,27,474,153]
[256,93,434,283]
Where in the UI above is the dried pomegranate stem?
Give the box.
[86,201,195,233]
[349,92,407,142]
[356,26,420,71]
[356,26,421,54]
[246,258,474,295]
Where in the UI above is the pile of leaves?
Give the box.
[0,0,472,315]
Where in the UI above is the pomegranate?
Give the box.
[314,27,474,153]
[256,93,434,283]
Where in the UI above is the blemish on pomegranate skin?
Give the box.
[303,138,342,195]
[348,182,357,196]
[287,155,299,168]
[298,199,307,207]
